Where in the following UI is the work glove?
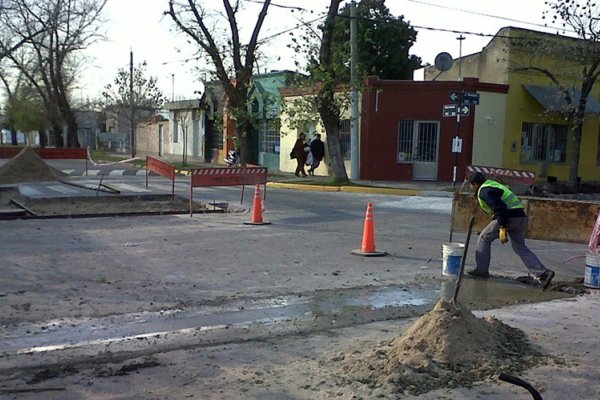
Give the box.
[499,227,509,244]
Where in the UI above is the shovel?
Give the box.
[452,215,475,305]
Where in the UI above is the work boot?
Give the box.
[467,268,489,279]
[539,269,555,290]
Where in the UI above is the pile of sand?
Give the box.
[337,299,544,396]
[0,147,65,184]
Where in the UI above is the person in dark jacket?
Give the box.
[467,172,555,289]
[307,134,325,176]
[293,133,308,177]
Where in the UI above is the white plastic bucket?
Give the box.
[585,253,600,289]
[442,243,465,276]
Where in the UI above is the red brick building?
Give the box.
[360,77,508,182]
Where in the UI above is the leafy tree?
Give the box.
[285,0,421,182]
[5,87,48,143]
[103,61,166,157]
[517,0,600,188]
[333,0,421,80]
[167,0,271,165]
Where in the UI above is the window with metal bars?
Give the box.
[521,122,568,163]
[397,120,439,163]
[259,119,280,153]
[340,119,351,160]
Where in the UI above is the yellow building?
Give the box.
[425,26,600,183]
[278,89,355,177]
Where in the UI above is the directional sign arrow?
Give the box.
[460,105,470,115]
[449,91,461,102]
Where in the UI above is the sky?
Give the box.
[80,0,560,102]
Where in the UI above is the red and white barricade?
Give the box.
[466,165,536,186]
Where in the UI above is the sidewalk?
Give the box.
[266,171,456,197]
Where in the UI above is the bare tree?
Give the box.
[175,110,192,165]
[167,0,271,164]
[103,61,166,157]
[3,0,107,148]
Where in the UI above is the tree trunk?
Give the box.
[62,104,80,148]
[317,83,348,183]
[10,128,18,145]
[568,120,583,190]
[38,129,47,148]
[320,108,348,183]
[51,125,64,147]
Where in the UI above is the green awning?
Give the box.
[523,84,600,114]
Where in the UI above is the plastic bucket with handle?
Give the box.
[442,243,464,276]
[585,252,600,289]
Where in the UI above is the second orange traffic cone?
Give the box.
[244,185,271,225]
[351,202,386,256]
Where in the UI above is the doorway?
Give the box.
[397,120,439,180]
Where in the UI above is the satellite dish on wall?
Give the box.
[434,52,454,71]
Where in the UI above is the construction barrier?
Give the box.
[466,165,536,186]
[0,146,88,175]
[451,192,600,243]
[146,156,176,198]
[189,166,268,217]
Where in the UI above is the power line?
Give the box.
[157,4,580,67]
[245,0,312,12]
[403,0,576,34]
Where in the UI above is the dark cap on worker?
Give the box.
[468,171,486,185]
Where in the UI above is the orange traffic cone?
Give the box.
[351,202,386,256]
[244,185,271,225]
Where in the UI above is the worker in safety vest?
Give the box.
[467,172,555,289]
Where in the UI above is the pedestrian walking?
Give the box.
[467,172,555,289]
[307,134,325,176]
[292,133,308,177]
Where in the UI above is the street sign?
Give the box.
[463,92,480,105]
[443,104,457,117]
[443,104,470,117]
[449,91,461,102]
[449,91,480,105]
[452,136,463,153]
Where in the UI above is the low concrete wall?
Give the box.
[451,192,600,244]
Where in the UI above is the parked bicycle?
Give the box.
[224,149,240,167]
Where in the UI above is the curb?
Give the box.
[267,182,421,196]
[175,169,191,176]
[267,182,340,192]
[339,186,419,196]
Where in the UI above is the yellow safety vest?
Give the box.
[477,180,523,215]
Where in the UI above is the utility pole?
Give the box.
[350,0,359,180]
[457,35,465,81]
[171,73,175,101]
[130,49,135,157]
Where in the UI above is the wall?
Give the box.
[278,93,350,177]
[472,92,507,167]
[136,119,169,157]
[169,109,205,160]
[452,192,600,243]
[360,77,507,182]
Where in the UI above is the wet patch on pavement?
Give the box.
[0,277,573,374]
